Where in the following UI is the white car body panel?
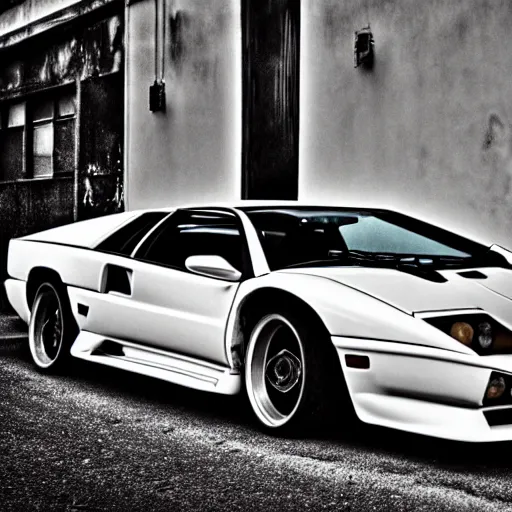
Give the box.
[21,211,141,248]
[70,331,240,395]
[6,202,512,441]
[4,278,29,323]
[334,337,512,442]
[224,271,476,363]
[281,266,512,316]
[68,260,239,365]
[8,239,129,288]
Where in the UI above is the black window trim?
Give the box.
[132,207,255,281]
[93,210,171,258]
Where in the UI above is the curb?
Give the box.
[0,334,27,351]
[0,333,28,340]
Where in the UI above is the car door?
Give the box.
[111,209,250,365]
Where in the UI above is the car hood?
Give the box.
[280,266,512,320]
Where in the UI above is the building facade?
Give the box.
[126,0,512,249]
[0,0,124,305]
[299,0,512,249]
[1,0,512,309]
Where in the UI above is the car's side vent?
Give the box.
[458,270,488,280]
[77,303,89,317]
[484,408,512,426]
[91,340,125,357]
[103,264,133,295]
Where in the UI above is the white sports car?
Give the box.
[5,203,512,441]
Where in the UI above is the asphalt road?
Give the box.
[2,319,512,512]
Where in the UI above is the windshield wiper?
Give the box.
[282,258,351,270]
[281,251,475,271]
[282,251,401,269]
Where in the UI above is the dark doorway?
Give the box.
[80,74,124,220]
[242,0,300,200]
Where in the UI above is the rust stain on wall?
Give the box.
[169,10,186,71]
[167,3,223,87]
[482,112,512,197]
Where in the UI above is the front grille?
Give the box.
[484,408,512,427]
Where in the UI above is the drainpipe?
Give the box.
[73,72,81,222]
[124,0,131,211]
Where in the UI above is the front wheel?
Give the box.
[29,282,77,371]
[245,310,340,433]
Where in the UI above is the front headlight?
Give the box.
[425,313,510,355]
[485,375,506,400]
[449,322,474,346]
[477,321,493,349]
[483,372,512,406]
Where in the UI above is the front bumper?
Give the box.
[333,336,512,442]
[5,279,29,324]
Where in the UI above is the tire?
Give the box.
[28,281,78,371]
[244,307,344,434]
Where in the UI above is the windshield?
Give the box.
[243,208,484,271]
[339,216,467,256]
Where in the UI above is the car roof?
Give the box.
[154,201,388,213]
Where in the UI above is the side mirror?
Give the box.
[489,244,512,267]
[185,255,242,282]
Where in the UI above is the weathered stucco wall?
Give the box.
[300,0,512,247]
[126,0,241,210]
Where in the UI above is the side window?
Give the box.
[95,212,168,256]
[136,211,246,274]
[0,102,25,181]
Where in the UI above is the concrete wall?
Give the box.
[125,0,241,210]
[300,0,512,247]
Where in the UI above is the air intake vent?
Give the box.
[458,270,487,280]
[484,408,512,426]
[91,340,125,357]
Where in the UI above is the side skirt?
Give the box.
[70,331,241,395]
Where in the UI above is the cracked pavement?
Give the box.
[2,318,512,511]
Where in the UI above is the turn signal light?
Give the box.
[485,376,506,401]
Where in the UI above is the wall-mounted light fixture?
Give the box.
[354,25,374,69]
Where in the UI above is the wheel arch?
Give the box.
[228,287,335,371]
[26,267,64,311]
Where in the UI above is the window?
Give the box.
[32,93,76,178]
[245,208,478,270]
[0,102,25,181]
[33,98,54,177]
[135,211,247,275]
[95,212,169,256]
[0,89,76,182]
[54,94,76,175]
[339,216,469,257]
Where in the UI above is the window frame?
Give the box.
[132,208,254,281]
[95,211,170,257]
[0,86,77,183]
[0,100,27,181]
[30,89,76,180]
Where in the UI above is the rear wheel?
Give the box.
[245,309,342,433]
[29,282,77,371]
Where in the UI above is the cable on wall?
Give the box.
[149,0,166,111]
